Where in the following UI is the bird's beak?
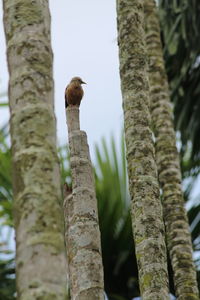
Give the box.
[81,80,86,84]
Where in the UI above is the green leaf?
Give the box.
[0,102,8,107]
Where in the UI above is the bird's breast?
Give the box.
[65,84,84,106]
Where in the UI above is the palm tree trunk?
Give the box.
[65,106,104,300]
[144,1,199,299]
[3,1,68,299]
[116,0,169,299]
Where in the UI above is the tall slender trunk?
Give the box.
[144,1,199,299]
[65,106,104,300]
[3,1,68,299]
[116,1,169,299]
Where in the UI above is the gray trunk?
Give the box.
[116,0,169,298]
[3,1,68,299]
[144,1,199,299]
[65,106,104,300]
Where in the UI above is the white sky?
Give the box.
[0,0,123,162]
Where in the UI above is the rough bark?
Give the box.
[116,1,169,299]
[65,106,104,300]
[144,1,199,299]
[3,1,68,299]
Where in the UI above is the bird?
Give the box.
[65,77,86,108]
[63,182,72,198]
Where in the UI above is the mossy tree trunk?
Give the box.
[116,0,169,299]
[65,106,104,300]
[144,1,199,299]
[3,1,68,299]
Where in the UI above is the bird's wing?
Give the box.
[65,84,69,108]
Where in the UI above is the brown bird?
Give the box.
[65,77,86,108]
[63,182,72,198]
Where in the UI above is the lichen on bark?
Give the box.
[3,1,68,299]
[144,1,199,299]
[116,0,169,299]
[65,106,104,300]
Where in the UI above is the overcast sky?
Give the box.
[0,0,123,162]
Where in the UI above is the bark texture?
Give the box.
[65,106,104,300]
[3,1,68,300]
[144,1,199,299]
[116,1,169,299]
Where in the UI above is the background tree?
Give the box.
[116,0,169,298]
[145,0,199,298]
[159,0,200,281]
[3,1,68,299]
[159,0,200,185]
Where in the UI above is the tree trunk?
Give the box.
[65,106,104,300]
[144,1,199,299]
[116,1,169,299]
[3,1,68,299]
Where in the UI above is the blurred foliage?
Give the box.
[0,253,15,300]
[159,0,200,176]
[0,124,12,227]
[0,240,15,300]
[0,125,15,300]
[95,136,139,299]
[159,0,200,272]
